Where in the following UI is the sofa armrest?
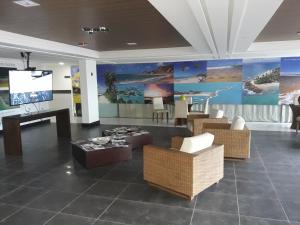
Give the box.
[187,114,209,121]
[192,118,229,135]
[171,136,184,149]
[202,122,231,129]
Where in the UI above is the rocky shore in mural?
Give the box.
[242,59,280,105]
[243,68,280,95]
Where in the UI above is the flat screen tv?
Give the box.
[9,70,53,106]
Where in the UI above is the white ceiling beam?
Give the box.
[228,0,248,55]
[148,0,212,56]
[0,30,100,59]
[98,46,214,64]
[186,0,218,58]
[201,0,229,58]
[233,0,284,52]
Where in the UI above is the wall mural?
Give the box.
[97,57,300,105]
[70,66,81,116]
[0,67,18,110]
[280,57,300,105]
[242,58,280,105]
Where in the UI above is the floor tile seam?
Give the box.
[0,184,24,199]
[42,179,102,225]
[111,197,196,211]
[4,203,98,221]
[92,183,131,225]
[0,188,52,223]
[97,218,133,225]
[99,178,144,185]
[233,163,241,225]
[257,151,291,222]
[23,184,90,195]
[189,195,198,225]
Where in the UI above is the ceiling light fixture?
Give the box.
[126,42,137,46]
[81,26,109,35]
[13,0,40,7]
[59,62,64,65]
[297,32,300,36]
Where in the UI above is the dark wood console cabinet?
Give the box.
[2,108,71,156]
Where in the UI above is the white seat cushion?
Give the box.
[230,116,245,130]
[180,133,214,154]
[209,109,224,118]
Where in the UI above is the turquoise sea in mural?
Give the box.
[242,58,280,105]
[242,90,279,105]
[174,83,242,104]
[116,84,144,104]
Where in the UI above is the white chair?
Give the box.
[174,100,189,126]
[152,97,169,123]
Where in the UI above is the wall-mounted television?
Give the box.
[9,70,53,106]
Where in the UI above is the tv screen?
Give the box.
[9,70,53,106]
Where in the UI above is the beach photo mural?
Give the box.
[144,83,174,104]
[242,58,280,105]
[97,57,300,106]
[174,59,243,104]
[174,82,242,104]
[173,61,207,83]
[97,63,174,104]
[207,59,243,82]
[280,57,300,105]
[0,67,18,110]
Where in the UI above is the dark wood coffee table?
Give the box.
[71,140,132,169]
[102,127,153,149]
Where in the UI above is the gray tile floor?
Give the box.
[0,124,299,225]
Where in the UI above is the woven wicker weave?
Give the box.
[202,123,251,159]
[188,115,229,135]
[143,137,224,200]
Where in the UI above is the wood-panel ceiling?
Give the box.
[0,0,189,51]
[256,0,300,42]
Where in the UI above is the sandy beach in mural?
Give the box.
[174,76,206,84]
[116,74,173,85]
[280,76,300,104]
[207,66,243,82]
[99,94,110,103]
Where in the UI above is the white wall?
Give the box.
[79,59,99,124]
[37,63,78,123]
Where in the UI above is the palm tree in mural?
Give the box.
[104,72,118,103]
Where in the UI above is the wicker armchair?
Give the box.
[143,136,224,200]
[188,114,228,135]
[202,123,251,159]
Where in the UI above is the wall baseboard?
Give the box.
[81,120,101,127]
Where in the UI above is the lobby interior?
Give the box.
[0,0,300,225]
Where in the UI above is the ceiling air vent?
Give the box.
[13,0,40,7]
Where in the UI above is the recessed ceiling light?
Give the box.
[78,41,88,47]
[126,42,137,46]
[59,62,64,65]
[13,0,40,7]
[297,32,300,36]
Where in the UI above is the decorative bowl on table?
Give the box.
[91,136,111,145]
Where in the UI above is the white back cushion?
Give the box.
[180,133,214,154]
[230,116,245,130]
[153,97,164,110]
[209,109,224,118]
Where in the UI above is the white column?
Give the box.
[79,59,99,124]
